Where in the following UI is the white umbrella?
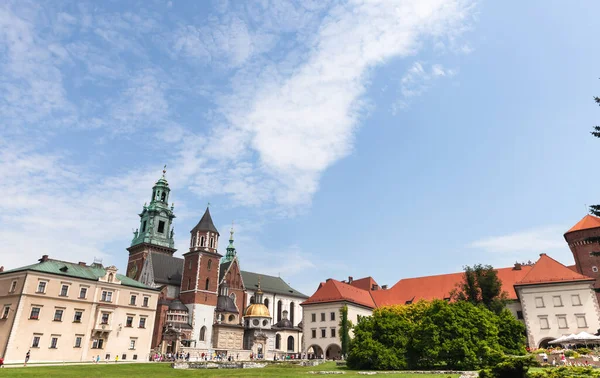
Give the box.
[549,335,569,344]
[572,332,600,346]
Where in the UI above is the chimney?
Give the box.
[348,276,353,284]
[39,255,49,263]
[539,253,546,256]
[371,284,378,291]
[381,285,388,290]
[78,262,86,266]
[513,262,522,270]
[0,266,4,273]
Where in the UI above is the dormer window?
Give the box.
[108,273,114,283]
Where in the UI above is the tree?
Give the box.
[495,308,527,355]
[347,300,523,371]
[339,305,353,358]
[590,94,600,216]
[451,264,508,314]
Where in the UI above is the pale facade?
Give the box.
[301,302,373,359]
[516,282,600,348]
[246,289,304,328]
[0,258,158,363]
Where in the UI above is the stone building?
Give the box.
[0,256,158,363]
[126,170,307,359]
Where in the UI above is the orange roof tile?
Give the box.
[370,265,533,307]
[515,254,593,286]
[566,215,600,234]
[350,276,379,291]
[301,279,376,308]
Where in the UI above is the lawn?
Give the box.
[2,362,461,377]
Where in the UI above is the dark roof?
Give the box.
[168,299,188,312]
[241,271,307,298]
[0,259,154,290]
[273,318,295,329]
[219,261,232,282]
[216,295,239,313]
[151,252,183,285]
[192,207,219,235]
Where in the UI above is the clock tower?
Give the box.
[126,167,177,280]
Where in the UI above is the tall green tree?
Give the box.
[339,305,352,358]
[451,264,508,314]
[590,95,600,216]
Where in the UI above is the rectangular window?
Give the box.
[331,328,336,338]
[557,315,568,329]
[539,317,550,330]
[311,329,316,338]
[79,287,87,299]
[321,328,326,338]
[9,281,17,293]
[2,306,10,319]
[92,339,104,349]
[101,291,113,302]
[553,296,563,307]
[572,294,582,306]
[158,220,165,233]
[126,316,133,327]
[130,295,137,306]
[122,354,127,360]
[139,317,146,328]
[141,220,147,232]
[330,312,335,321]
[60,285,69,297]
[30,307,40,320]
[516,311,524,320]
[311,313,316,322]
[73,311,83,323]
[37,281,47,293]
[50,337,58,349]
[101,313,109,324]
[143,297,149,307]
[320,313,325,322]
[74,336,82,348]
[129,339,136,350]
[32,336,40,348]
[576,315,588,328]
[54,309,63,322]
[133,355,138,360]
[535,297,545,308]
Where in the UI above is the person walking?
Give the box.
[96,355,100,364]
[115,355,119,363]
[24,350,30,366]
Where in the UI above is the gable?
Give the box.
[220,258,245,291]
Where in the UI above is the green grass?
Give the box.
[2,362,461,377]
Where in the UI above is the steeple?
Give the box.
[130,167,176,250]
[189,206,220,254]
[223,223,237,263]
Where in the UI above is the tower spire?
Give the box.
[162,164,167,177]
[223,221,237,263]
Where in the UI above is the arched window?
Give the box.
[264,298,269,310]
[199,326,206,341]
[210,237,214,248]
[191,236,196,247]
[230,292,236,303]
[275,334,281,349]
[207,260,212,271]
[205,278,210,290]
[187,278,191,290]
[290,302,295,325]
[108,273,114,283]
[200,236,206,247]
[161,192,166,201]
[277,300,282,322]
[287,336,294,351]
[152,190,156,200]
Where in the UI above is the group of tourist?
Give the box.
[151,352,190,362]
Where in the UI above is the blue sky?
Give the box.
[2,0,599,295]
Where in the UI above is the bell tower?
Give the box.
[126,167,176,280]
[180,206,222,348]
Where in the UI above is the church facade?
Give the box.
[125,171,307,359]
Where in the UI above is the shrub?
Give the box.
[563,350,580,358]
[528,366,600,377]
[478,355,536,378]
[576,347,592,355]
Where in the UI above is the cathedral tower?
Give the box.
[180,207,222,348]
[126,168,176,280]
[564,214,600,303]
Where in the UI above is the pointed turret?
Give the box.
[223,225,237,263]
[189,206,220,254]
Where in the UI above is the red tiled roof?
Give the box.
[350,276,379,291]
[567,265,578,273]
[515,254,593,286]
[370,265,533,307]
[566,214,600,234]
[301,279,376,308]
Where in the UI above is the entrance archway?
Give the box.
[307,344,323,359]
[538,337,555,349]
[326,344,342,360]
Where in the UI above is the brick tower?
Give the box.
[180,207,221,349]
[126,167,176,280]
[564,214,600,302]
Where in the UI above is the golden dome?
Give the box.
[244,303,271,317]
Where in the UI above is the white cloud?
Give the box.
[469,226,567,254]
